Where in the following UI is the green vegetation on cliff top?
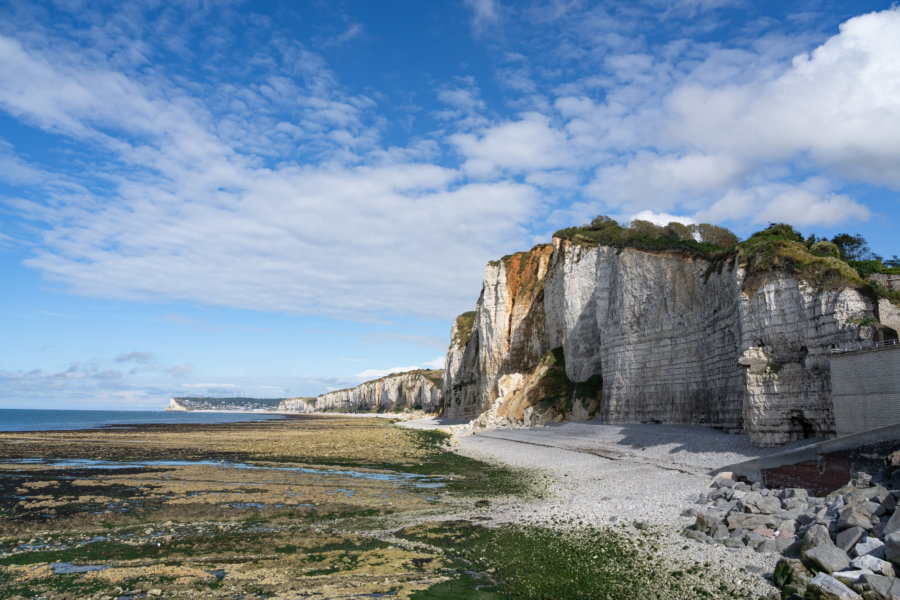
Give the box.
[552,217,898,304]
[554,215,737,259]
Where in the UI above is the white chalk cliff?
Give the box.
[441,235,899,446]
[278,370,442,414]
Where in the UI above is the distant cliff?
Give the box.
[278,370,442,414]
[442,221,900,446]
[167,397,285,412]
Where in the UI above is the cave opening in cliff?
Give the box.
[788,409,818,439]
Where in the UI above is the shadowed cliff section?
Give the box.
[441,218,900,446]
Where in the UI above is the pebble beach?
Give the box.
[402,418,826,597]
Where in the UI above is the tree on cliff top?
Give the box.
[831,233,878,261]
[555,216,739,255]
[748,223,805,243]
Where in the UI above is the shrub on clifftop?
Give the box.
[553,216,737,259]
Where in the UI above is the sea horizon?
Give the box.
[0,407,286,432]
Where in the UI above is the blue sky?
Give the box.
[1,0,899,409]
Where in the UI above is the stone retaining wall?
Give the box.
[831,347,900,436]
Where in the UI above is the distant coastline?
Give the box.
[167,396,284,412]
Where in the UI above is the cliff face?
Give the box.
[279,370,442,414]
[442,237,889,445]
[166,397,284,412]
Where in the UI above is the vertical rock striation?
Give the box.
[442,236,887,445]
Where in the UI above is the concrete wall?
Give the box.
[870,273,900,291]
[831,346,900,436]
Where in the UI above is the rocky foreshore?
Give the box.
[686,453,900,599]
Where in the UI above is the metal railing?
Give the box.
[830,338,899,354]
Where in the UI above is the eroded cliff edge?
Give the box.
[441,231,899,446]
[279,370,442,414]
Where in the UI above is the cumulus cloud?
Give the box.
[664,8,900,186]
[695,181,872,227]
[451,112,575,177]
[628,210,695,226]
[588,152,744,211]
[549,7,900,228]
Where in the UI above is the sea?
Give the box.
[0,408,286,432]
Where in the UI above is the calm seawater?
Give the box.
[0,408,285,432]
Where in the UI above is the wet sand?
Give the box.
[1,416,770,599]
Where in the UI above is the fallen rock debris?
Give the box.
[685,451,900,599]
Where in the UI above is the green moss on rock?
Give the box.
[452,311,477,350]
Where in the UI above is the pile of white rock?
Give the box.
[685,456,900,599]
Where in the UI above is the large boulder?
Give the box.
[855,537,886,559]
[835,526,866,553]
[806,572,862,599]
[885,531,900,566]
[804,544,851,574]
[803,524,836,554]
[884,509,900,536]
[740,491,782,514]
[694,511,724,535]
[851,554,896,577]
[860,573,900,599]
[774,558,811,587]
[837,507,873,531]
[727,511,777,531]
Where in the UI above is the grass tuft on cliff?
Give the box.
[738,232,864,288]
[451,311,477,351]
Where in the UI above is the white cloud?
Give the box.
[1,33,541,320]
[451,112,575,177]
[628,210,695,226]
[657,0,735,19]
[588,152,743,211]
[695,181,872,227]
[438,81,485,113]
[547,8,900,230]
[23,170,539,319]
[434,77,489,129]
[329,23,364,46]
[757,190,870,227]
[665,7,900,187]
[465,0,500,35]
